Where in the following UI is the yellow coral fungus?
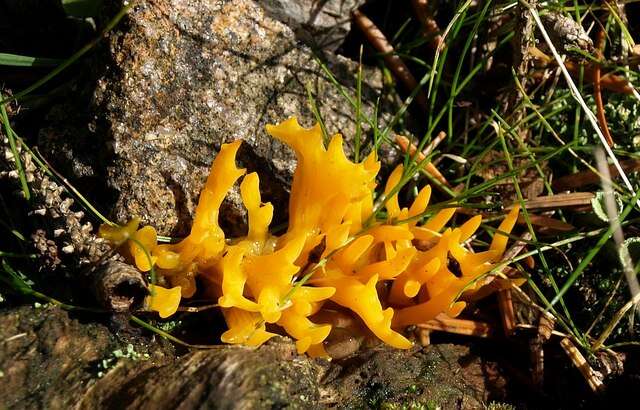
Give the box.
[100,117,521,356]
[146,285,182,319]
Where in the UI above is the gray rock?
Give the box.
[40,0,392,237]
[258,0,364,51]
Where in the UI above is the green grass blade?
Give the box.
[0,53,63,67]
[306,82,329,145]
[62,0,102,18]
[354,46,364,162]
[0,96,30,201]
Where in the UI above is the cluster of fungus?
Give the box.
[99,117,519,357]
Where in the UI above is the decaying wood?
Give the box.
[593,349,626,379]
[0,303,507,410]
[91,259,148,312]
[312,309,370,359]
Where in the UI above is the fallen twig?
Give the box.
[566,60,635,95]
[177,303,219,313]
[417,313,494,338]
[560,337,604,392]
[352,9,428,110]
[531,311,555,388]
[497,232,532,336]
[411,0,443,51]
[593,27,614,146]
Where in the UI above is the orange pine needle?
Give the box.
[395,134,450,188]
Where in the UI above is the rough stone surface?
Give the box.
[258,0,364,51]
[0,306,509,409]
[39,0,392,237]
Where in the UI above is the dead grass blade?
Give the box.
[507,192,594,210]
[552,159,640,191]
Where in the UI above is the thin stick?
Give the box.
[593,27,614,146]
[177,303,219,313]
[498,287,517,336]
[352,9,428,110]
[515,323,570,338]
[531,311,555,388]
[518,215,575,232]
[498,232,532,336]
[411,0,443,51]
[560,337,604,392]
[417,328,431,345]
[422,130,447,156]
[417,314,494,337]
